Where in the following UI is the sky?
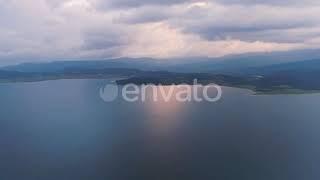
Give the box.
[1,0,320,64]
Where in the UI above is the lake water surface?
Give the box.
[0,79,320,180]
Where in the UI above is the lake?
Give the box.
[0,79,320,180]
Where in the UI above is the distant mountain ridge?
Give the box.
[1,49,320,93]
[244,58,320,76]
[0,58,320,93]
[1,58,163,73]
[2,49,320,74]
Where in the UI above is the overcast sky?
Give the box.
[1,0,320,64]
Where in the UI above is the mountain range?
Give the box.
[0,49,319,93]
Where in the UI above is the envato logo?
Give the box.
[99,79,222,103]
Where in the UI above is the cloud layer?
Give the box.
[1,0,320,64]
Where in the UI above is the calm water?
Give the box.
[0,79,320,180]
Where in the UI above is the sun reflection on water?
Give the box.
[142,85,188,137]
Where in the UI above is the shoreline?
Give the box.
[1,77,320,95]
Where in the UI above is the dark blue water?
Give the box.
[0,79,320,180]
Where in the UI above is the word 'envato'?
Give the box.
[99,79,222,102]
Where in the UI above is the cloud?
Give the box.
[94,0,190,9]
[110,1,320,43]
[0,0,320,64]
[214,0,320,6]
[120,23,301,58]
[114,6,173,24]
[172,2,320,43]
